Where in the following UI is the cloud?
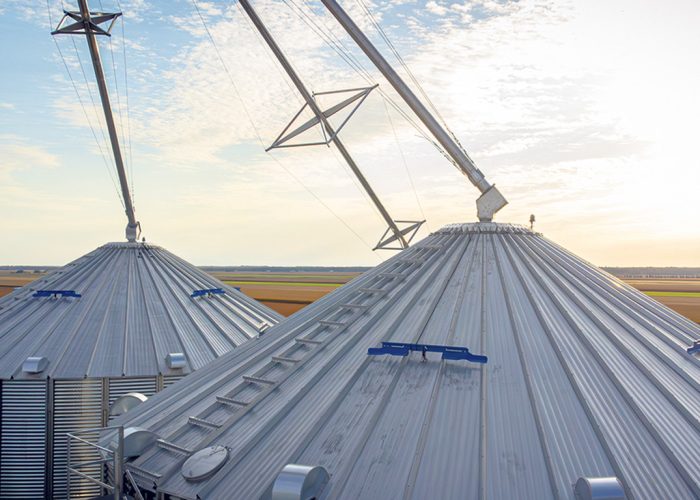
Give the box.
[0,135,60,176]
[426,1,449,16]
[4,0,699,266]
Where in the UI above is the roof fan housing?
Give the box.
[574,477,626,500]
[267,464,330,500]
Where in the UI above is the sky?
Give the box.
[0,0,699,267]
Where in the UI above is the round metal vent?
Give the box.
[181,445,229,482]
[574,477,626,500]
[22,356,49,374]
[123,427,160,458]
[270,464,330,500]
[109,392,148,416]
[166,352,187,369]
[106,427,160,459]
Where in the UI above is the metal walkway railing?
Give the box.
[66,425,143,500]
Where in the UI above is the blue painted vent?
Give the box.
[191,288,225,298]
[32,290,81,298]
[368,342,487,363]
[687,340,700,355]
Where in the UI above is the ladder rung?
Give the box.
[243,375,276,386]
[296,337,323,345]
[359,288,387,294]
[340,303,369,309]
[216,395,249,406]
[271,355,300,364]
[319,320,346,327]
[156,439,192,455]
[127,464,163,480]
[188,416,221,429]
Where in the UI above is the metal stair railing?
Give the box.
[125,469,145,500]
[66,425,124,500]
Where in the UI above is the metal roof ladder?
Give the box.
[154,243,447,455]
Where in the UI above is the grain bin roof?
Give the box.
[116,223,700,500]
[0,242,282,379]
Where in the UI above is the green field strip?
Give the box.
[643,291,700,298]
[224,280,344,288]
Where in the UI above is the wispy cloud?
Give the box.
[0,135,60,176]
[2,0,699,266]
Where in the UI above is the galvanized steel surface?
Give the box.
[0,380,47,499]
[116,223,700,499]
[52,379,103,499]
[0,242,282,379]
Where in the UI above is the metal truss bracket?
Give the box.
[51,9,121,37]
[374,220,425,250]
[267,84,378,151]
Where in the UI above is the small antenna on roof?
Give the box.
[529,214,536,231]
[51,0,141,242]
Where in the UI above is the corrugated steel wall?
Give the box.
[162,375,185,389]
[0,375,183,498]
[52,379,103,499]
[0,380,48,499]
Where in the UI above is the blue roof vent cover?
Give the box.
[33,289,81,298]
[368,342,487,364]
[191,288,225,298]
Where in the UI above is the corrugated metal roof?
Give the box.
[0,242,282,379]
[116,223,700,500]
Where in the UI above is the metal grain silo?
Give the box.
[109,1,698,497]
[114,222,700,500]
[0,242,282,498]
[0,1,283,496]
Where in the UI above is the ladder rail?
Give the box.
[139,240,454,488]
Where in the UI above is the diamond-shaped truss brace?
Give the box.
[51,9,121,37]
[267,85,378,151]
[375,220,425,250]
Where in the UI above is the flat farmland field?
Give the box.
[623,278,700,323]
[0,271,42,298]
[1,271,698,323]
[210,271,360,317]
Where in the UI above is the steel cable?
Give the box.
[193,0,380,257]
[45,0,125,209]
